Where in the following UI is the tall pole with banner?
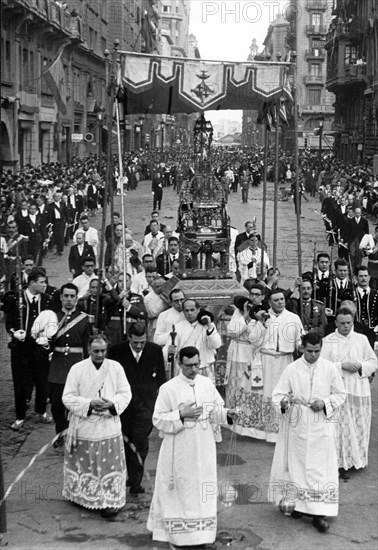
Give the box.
[95,41,118,330]
[260,121,269,281]
[273,105,280,268]
[292,2,302,278]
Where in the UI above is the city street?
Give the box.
[1,180,377,549]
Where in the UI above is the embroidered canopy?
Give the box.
[120,52,292,115]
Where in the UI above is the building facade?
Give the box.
[325,0,378,160]
[242,39,263,148]
[0,0,165,169]
[146,0,191,150]
[250,2,334,153]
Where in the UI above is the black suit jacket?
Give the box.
[67,195,84,222]
[47,201,68,224]
[68,242,95,275]
[108,341,166,415]
[38,205,49,239]
[349,217,369,243]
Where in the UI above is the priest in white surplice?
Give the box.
[320,307,377,478]
[268,332,346,533]
[249,289,303,442]
[62,334,131,518]
[147,346,237,546]
[153,288,186,347]
[163,298,222,383]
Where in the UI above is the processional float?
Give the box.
[95,44,300,327]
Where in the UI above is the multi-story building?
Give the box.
[1,0,86,169]
[253,3,334,153]
[147,0,191,149]
[242,38,264,148]
[325,0,378,160]
[1,0,159,168]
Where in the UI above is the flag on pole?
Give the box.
[278,98,289,125]
[257,102,274,130]
[43,48,67,114]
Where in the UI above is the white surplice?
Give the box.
[320,330,377,469]
[62,358,132,509]
[225,309,265,439]
[154,307,185,347]
[249,309,303,441]
[268,356,346,516]
[162,319,222,380]
[147,372,228,546]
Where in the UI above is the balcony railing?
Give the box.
[327,64,367,90]
[305,75,325,85]
[344,64,367,81]
[306,0,328,10]
[326,20,364,45]
[306,25,328,36]
[24,0,83,41]
[305,49,325,60]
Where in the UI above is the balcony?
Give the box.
[327,64,367,92]
[302,104,334,114]
[306,25,328,36]
[326,20,364,47]
[305,75,325,85]
[305,49,325,60]
[306,0,327,10]
[21,0,83,42]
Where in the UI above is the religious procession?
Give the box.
[1,0,378,549]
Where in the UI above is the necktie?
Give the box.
[321,273,325,280]
[32,296,36,304]
[340,282,344,291]
[135,352,141,363]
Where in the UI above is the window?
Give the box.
[311,13,321,26]
[163,5,170,12]
[310,63,321,76]
[22,48,28,91]
[2,40,11,81]
[29,51,35,92]
[344,45,357,66]
[309,89,321,106]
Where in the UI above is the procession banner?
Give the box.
[120,52,292,115]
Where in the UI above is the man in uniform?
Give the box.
[3,268,52,430]
[103,272,146,345]
[354,266,378,344]
[48,283,92,447]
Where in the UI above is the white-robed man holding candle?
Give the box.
[147,346,237,547]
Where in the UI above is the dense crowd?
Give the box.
[1,145,377,543]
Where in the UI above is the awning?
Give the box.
[120,52,293,115]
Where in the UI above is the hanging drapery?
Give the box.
[120,52,292,115]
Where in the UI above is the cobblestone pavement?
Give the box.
[0,178,328,468]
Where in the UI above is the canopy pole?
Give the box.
[116,101,128,336]
[95,42,117,331]
[273,107,280,269]
[260,122,269,282]
[292,23,302,277]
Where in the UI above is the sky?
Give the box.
[188,0,289,121]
